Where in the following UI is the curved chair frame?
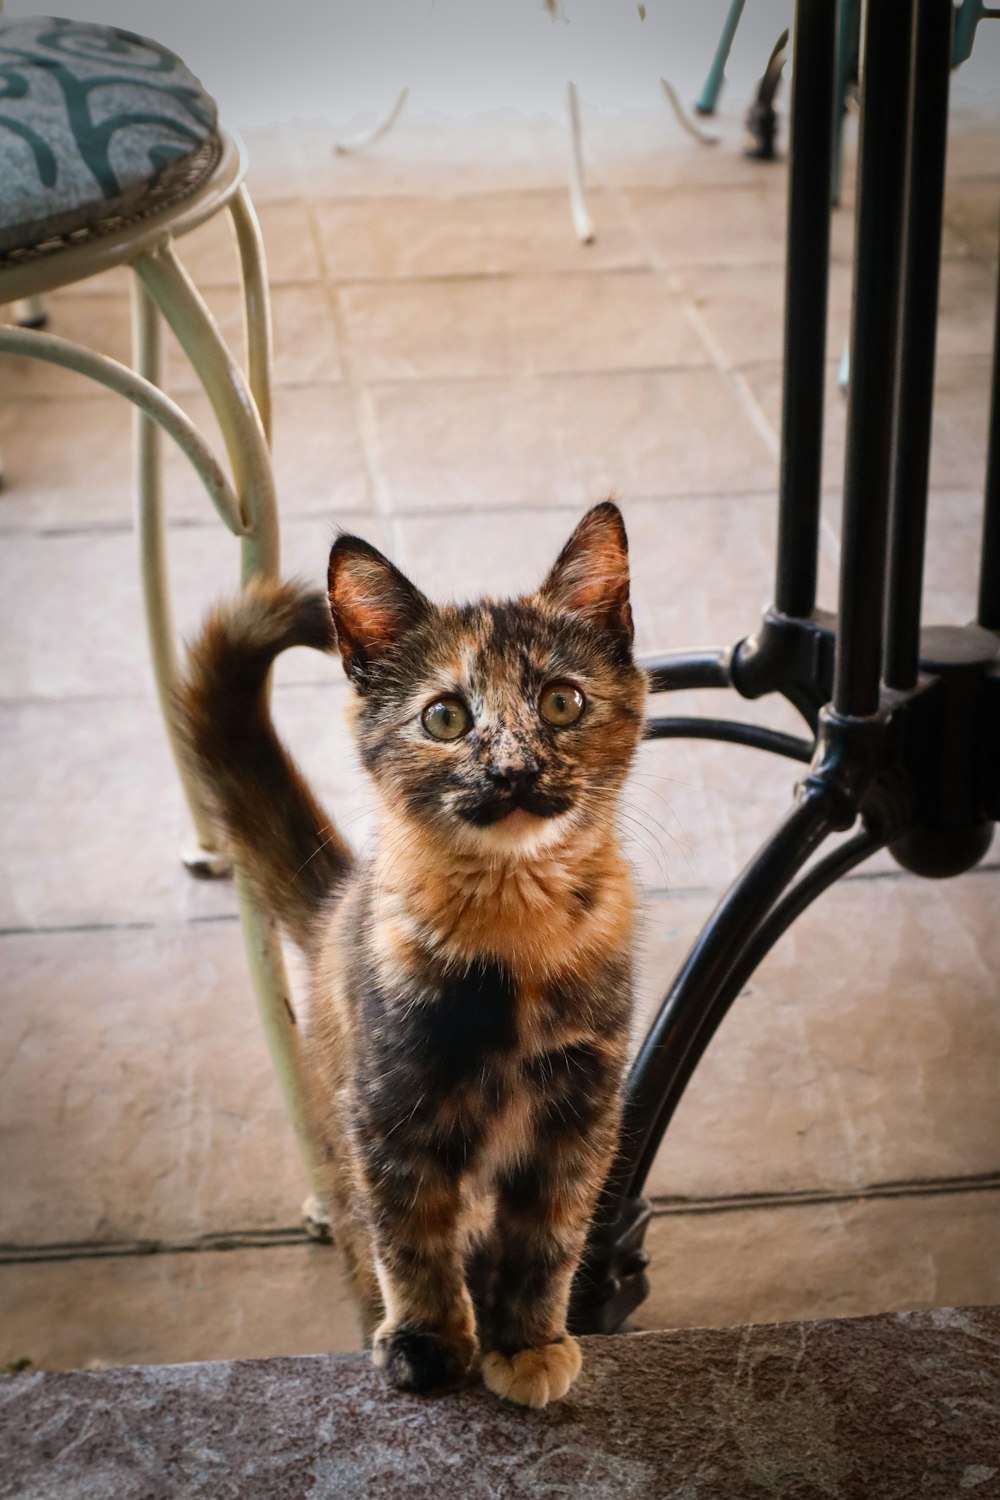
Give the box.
[0,131,327,1208]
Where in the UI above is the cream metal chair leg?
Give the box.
[132,240,332,1225]
[229,185,273,449]
[0,288,332,1230]
[131,277,232,878]
[566,81,595,245]
[333,86,409,154]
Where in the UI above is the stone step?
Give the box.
[2,1306,998,1498]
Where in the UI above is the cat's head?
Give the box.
[328,502,646,857]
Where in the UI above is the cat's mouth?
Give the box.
[456,790,572,828]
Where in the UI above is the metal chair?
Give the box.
[0,14,326,1219]
[572,0,1000,1332]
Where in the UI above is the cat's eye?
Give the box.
[539,681,585,727]
[421,696,472,741]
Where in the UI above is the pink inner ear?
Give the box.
[542,504,631,631]
[334,558,403,649]
[328,538,429,673]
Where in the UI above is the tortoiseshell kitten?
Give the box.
[179,502,646,1407]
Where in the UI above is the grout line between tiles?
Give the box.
[649,1169,1000,1220]
[3,858,998,941]
[589,159,783,468]
[5,1168,1000,1267]
[303,204,395,538]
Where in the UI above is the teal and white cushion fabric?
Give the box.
[0,15,221,260]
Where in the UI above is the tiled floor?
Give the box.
[2,100,998,1372]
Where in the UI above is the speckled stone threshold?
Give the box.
[2,1306,999,1499]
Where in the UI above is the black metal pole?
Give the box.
[833,0,913,716]
[978,218,1000,632]
[883,0,953,690]
[774,0,837,619]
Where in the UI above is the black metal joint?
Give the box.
[801,704,889,831]
[569,1197,653,1336]
[730,608,836,704]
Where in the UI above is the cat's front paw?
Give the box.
[373,1322,477,1394]
[481,1335,582,1408]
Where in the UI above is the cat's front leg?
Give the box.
[479,1128,617,1407]
[365,1160,479,1395]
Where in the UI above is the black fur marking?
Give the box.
[408,958,519,1087]
[495,1159,550,1217]
[424,1127,481,1176]
[379,1327,468,1393]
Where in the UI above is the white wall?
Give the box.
[9,1,999,129]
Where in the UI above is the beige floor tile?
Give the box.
[628,180,967,272]
[678,257,997,372]
[174,199,322,287]
[0,517,380,701]
[163,283,343,391]
[0,380,370,531]
[944,175,1000,258]
[625,711,806,895]
[0,294,132,399]
[0,393,132,529]
[389,492,831,659]
[312,189,647,279]
[625,182,787,268]
[161,384,372,522]
[0,683,372,931]
[339,271,708,382]
[0,698,235,932]
[742,355,993,500]
[586,110,781,192]
[946,107,1000,179]
[818,487,988,630]
[636,1189,1000,1332]
[678,260,853,370]
[369,370,776,511]
[0,924,305,1246]
[1,282,341,398]
[635,870,1000,1201]
[0,1245,360,1372]
[291,115,576,199]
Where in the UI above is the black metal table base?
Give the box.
[569,0,1000,1335]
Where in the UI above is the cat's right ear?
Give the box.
[328,535,430,688]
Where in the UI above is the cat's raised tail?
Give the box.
[177,578,354,950]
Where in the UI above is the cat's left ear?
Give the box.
[328,534,430,688]
[539,500,634,651]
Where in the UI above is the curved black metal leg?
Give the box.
[644,716,813,763]
[571,784,843,1333]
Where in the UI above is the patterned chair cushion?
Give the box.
[0,15,221,261]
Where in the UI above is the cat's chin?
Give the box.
[459,806,573,858]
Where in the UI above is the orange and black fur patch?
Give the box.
[178,501,646,1408]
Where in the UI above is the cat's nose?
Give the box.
[487,757,541,791]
